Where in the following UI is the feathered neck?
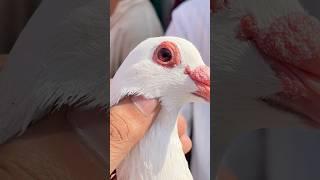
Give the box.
[116,103,193,180]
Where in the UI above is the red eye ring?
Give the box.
[153,41,181,68]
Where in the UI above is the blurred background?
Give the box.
[0,0,184,68]
[151,0,186,29]
[213,0,320,179]
[217,128,320,180]
[0,0,42,68]
[0,0,42,53]
[0,0,181,54]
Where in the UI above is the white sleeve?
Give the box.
[165,7,187,38]
[179,104,193,136]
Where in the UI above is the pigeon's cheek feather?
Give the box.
[153,41,181,68]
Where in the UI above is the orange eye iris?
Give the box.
[153,41,181,68]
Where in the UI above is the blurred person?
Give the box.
[0,0,42,69]
[0,0,106,179]
[217,128,320,180]
[0,0,42,54]
[0,109,107,179]
[110,0,163,77]
[165,0,211,179]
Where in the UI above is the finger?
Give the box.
[177,114,187,137]
[110,96,160,173]
[180,134,192,154]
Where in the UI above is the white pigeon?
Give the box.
[0,0,107,143]
[110,36,210,180]
[213,0,320,168]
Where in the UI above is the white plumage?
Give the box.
[0,0,106,143]
[214,0,320,124]
[213,0,320,168]
[110,37,210,180]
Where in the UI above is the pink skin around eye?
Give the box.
[153,41,181,68]
[185,65,210,101]
[237,12,320,125]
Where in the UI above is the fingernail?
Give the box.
[131,96,159,115]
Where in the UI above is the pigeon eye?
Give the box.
[153,41,181,68]
[158,48,172,62]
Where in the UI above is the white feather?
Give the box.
[0,0,107,143]
[111,37,208,180]
[213,0,316,169]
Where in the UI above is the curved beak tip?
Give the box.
[185,65,211,102]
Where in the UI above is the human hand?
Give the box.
[0,109,106,180]
[110,96,192,174]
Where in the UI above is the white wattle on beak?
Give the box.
[185,65,211,102]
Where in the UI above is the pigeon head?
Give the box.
[111,37,210,108]
[213,0,320,127]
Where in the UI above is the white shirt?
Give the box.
[110,0,163,77]
[166,0,210,179]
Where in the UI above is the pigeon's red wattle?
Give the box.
[238,12,320,125]
[239,13,320,77]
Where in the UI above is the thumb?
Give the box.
[110,96,160,173]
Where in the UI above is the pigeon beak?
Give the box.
[185,65,210,102]
[263,57,320,126]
